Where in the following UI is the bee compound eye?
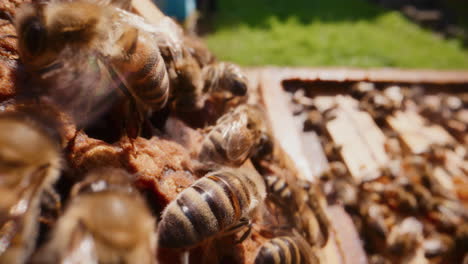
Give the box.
[22,17,46,57]
[231,79,247,96]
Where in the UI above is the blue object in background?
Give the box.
[153,0,196,21]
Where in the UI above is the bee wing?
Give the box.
[116,9,184,62]
[60,230,98,264]
[0,164,53,254]
[33,48,121,128]
[294,235,321,264]
[221,115,253,164]
[0,220,20,255]
[33,216,99,264]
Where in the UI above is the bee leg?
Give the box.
[0,220,20,254]
[123,98,144,139]
[303,182,331,247]
[40,187,61,225]
[42,187,61,211]
[225,217,252,244]
[225,217,249,233]
[222,217,252,244]
[141,116,156,139]
[256,223,290,239]
[309,198,331,246]
[235,221,252,244]
[265,200,283,225]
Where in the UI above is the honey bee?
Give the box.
[32,167,157,264]
[148,15,246,113]
[408,183,433,212]
[368,254,391,264]
[265,175,330,247]
[429,198,467,232]
[359,200,390,242]
[383,137,402,159]
[303,109,324,133]
[320,162,357,209]
[14,0,169,133]
[168,56,248,113]
[351,82,375,99]
[300,181,331,247]
[381,184,419,214]
[254,236,320,264]
[423,233,454,259]
[358,89,396,125]
[322,140,342,162]
[142,15,206,113]
[158,167,266,248]
[0,111,62,264]
[198,104,271,168]
[265,175,296,210]
[386,217,423,257]
[202,62,248,97]
[167,47,205,112]
[183,35,216,67]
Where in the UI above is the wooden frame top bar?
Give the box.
[250,67,468,84]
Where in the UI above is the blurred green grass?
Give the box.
[204,0,468,69]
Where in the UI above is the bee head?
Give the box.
[230,77,248,96]
[83,193,154,243]
[252,132,274,160]
[0,111,62,211]
[15,2,105,70]
[225,64,248,96]
[71,168,136,197]
[0,111,61,169]
[15,3,48,67]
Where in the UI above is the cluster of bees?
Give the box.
[0,0,331,263]
[289,81,468,264]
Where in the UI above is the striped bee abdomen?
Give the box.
[158,168,266,248]
[265,176,329,248]
[113,31,170,111]
[266,175,293,206]
[255,236,317,264]
[304,185,331,247]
